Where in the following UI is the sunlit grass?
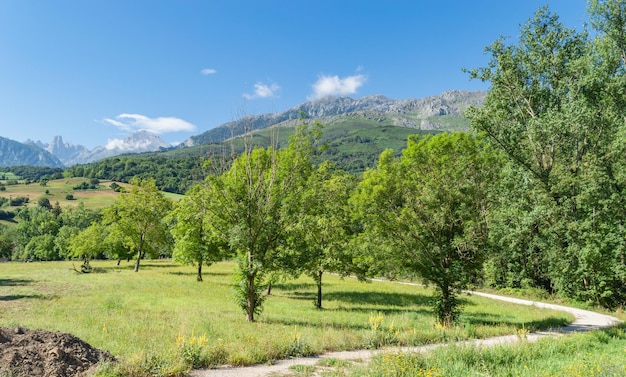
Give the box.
[0,260,573,376]
[331,325,626,377]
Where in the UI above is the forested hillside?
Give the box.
[63,120,440,193]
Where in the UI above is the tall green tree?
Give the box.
[208,127,314,321]
[170,183,226,281]
[465,3,626,307]
[67,222,109,272]
[103,178,173,272]
[286,161,356,309]
[353,133,500,326]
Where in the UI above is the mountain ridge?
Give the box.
[0,137,64,168]
[0,91,485,168]
[185,90,486,146]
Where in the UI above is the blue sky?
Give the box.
[0,1,589,149]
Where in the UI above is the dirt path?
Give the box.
[189,290,622,377]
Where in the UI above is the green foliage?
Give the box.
[109,182,123,192]
[353,133,501,326]
[169,183,227,281]
[285,161,358,309]
[67,223,110,272]
[206,124,317,321]
[9,196,29,206]
[64,155,209,194]
[466,2,626,308]
[103,178,173,272]
[37,197,51,209]
[73,181,99,190]
[0,166,63,181]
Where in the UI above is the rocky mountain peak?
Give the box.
[185,90,486,146]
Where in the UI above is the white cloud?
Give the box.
[201,68,217,75]
[103,137,159,151]
[243,82,280,99]
[308,74,367,100]
[105,138,138,151]
[103,114,196,134]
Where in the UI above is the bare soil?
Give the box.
[0,327,113,377]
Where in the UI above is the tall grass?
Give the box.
[0,260,572,376]
[337,325,626,377]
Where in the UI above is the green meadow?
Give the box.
[304,324,626,377]
[0,260,573,376]
[0,178,124,209]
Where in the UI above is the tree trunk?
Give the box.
[266,280,272,295]
[134,235,145,272]
[197,263,203,282]
[439,284,454,328]
[134,250,141,272]
[316,270,323,309]
[246,272,256,322]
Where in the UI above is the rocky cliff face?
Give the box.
[186,90,486,146]
[36,131,171,166]
[0,137,64,168]
[45,136,88,164]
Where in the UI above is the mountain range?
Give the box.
[185,90,486,146]
[0,90,485,168]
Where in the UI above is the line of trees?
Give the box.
[0,1,624,326]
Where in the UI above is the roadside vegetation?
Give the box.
[283,324,626,377]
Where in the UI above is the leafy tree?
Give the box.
[37,197,52,210]
[352,133,500,326]
[67,223,109,272]
[286,161,357,309]
[103,178,173,272]
[23,234,56,261]
[465,3,626,307]
[0,225,15,259]
[170,184,226,281]
[60,202,100,229]
[208,128,314,321]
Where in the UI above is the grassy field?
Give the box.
[0,178,183,227]
[301,324,626,377]
[0,178,126,208]
[0,260,573,376]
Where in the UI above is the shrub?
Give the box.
[73,182,90,190]
[9,197,29,206]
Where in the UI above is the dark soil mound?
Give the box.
[0,327,114,377]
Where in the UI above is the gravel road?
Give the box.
[190,290,621,377]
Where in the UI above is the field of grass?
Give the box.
[0,260,573,376]
[0,178,126,209]
[0,178,183,227]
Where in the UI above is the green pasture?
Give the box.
[0,178,183,227]
[0,178,122,208]
[0,260,573,376]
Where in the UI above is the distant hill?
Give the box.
[185,90,486,146]
[0,137,64,168]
